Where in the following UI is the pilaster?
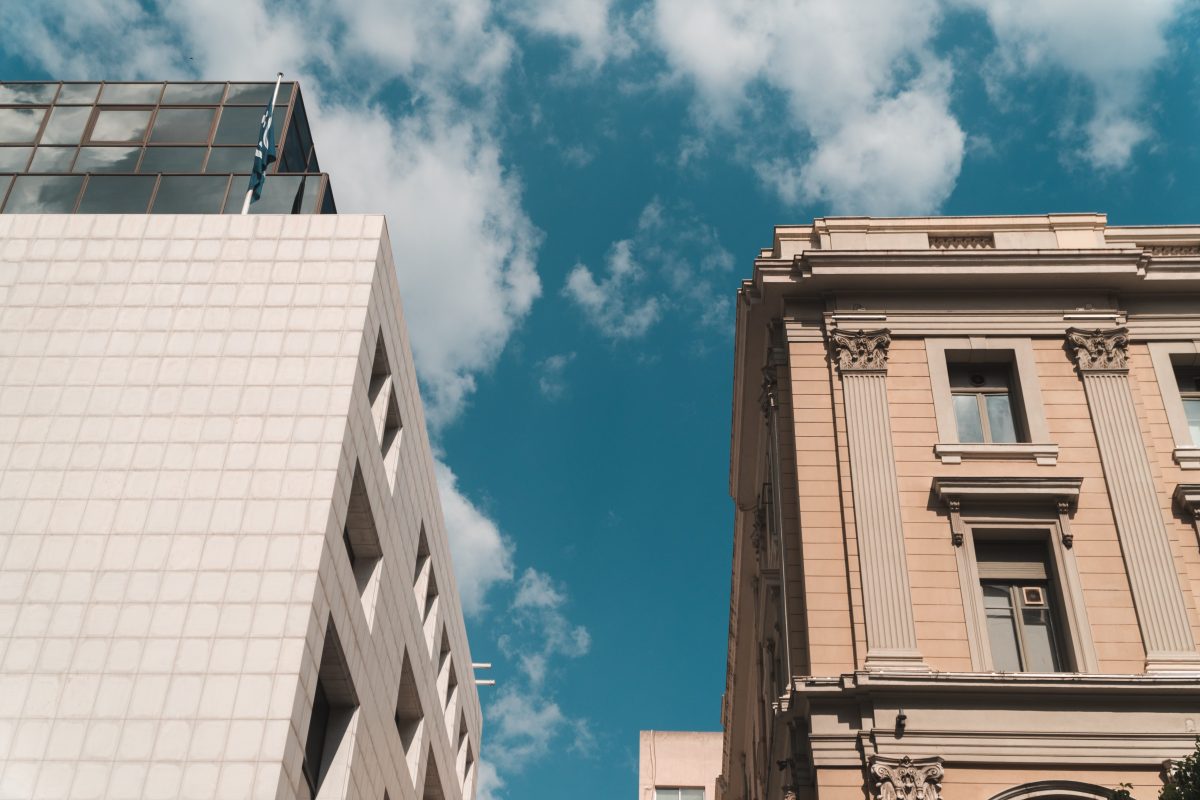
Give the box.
[1066,328,1200,671]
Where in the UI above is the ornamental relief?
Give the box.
[869,756,945,800]
[829,328,891,371]
[1065,326,1129,371]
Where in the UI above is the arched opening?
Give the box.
[987,781,1115,800]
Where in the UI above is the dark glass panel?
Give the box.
[29,147,76,172]
[139,147,206,173]
[280,119,306,172]
[74,146,142,173]
[290,92,314,160]
[300,174,323,213]
[0,108,47,144]
[89,109,153,143]
[151,175,229,213]
[320,181,336,214]
[212,105,285,145]
[98,83,164,104]
[223,174,304,213]
[0,147,32,171]
[40,106,91,145]
[56,83,100,104]
[3,175,84,212]
[0,84,57,104]
[77,175,156,213]
[204,147,255,173]
[306,148,320,174]
[162,83,226,104]
[225,82,294,104]
[149,108,217,144]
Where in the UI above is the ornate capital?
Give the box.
[1066,327,1129,371]
[869,756,944,800]
[830,328,891,371]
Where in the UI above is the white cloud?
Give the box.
[436,459,515,617]
[535,352,576,400]
[504,0,634,68]
[564,240,663,340]
[957,0,1184,168]
[475,760,505,800]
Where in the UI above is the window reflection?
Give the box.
[139,147,206,173]
[150,108,217,143]
[3,175,84,212]
[223,174,306,213]
[56,83,100,104]
[162,83,226,104]
[74,147,142,173]
[29,147,76,172]
[77,175,156,213]
[40,106,91,145]
[89,109,153,143]
[213,105,285,145]
[225,82,293,104]
[98,83,163,104]
[204,147,255,173]
[150,175,230,213]
[0,147,32,171]
[0,84,57,104]
[0,108,48,144]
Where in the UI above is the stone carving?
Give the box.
[929,234,994,250]
[830,328,891,371]
[1057,500,1074,548]
[1065,327,1129,371]
[761,365,779,419]
[869,756,945,800]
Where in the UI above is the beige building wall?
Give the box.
[0,214,481,800]
[639,731,723,800]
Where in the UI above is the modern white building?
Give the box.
[0,82,480,800]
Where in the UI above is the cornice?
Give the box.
[932,476,1083,508]
[796,669,1200,696]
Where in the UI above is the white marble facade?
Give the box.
[0,214,480,800]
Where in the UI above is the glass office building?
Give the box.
[0,80,335,214]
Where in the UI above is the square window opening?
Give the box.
[947,354,1028,444]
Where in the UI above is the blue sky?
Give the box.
[3,1,1200,798]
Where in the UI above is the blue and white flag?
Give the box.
[247,101,277,203]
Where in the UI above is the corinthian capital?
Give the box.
[869,756,945,800]
[830,328,891,372]
[1065,327,1129,371]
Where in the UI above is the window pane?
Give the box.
[225,82,293,104]
[300,174,323,213]
[139,147,206,173]
[681,790,705,800]
[150,175,229,213]
[149,108,217,144]
[162,83,226,104]
[29,147,76,172]
[40,106,91,145]
[654,791,680,800]
[1020,604,1060,672]
[89,109,152,143]
[56,83,100,104]
[0,84,56,104]
[0,147,32,171]
[77,175,156,213]
[3,175,83,212]
[0,108,47,144]
[985,393,1018,443]
[205,146,255,173]
[224,174,305,214]
[213,105,285,145]
[74,147,142,173]
[1184,399,1200,444]
[982,584,1021,672]
[953,394,984,443]
[98,83,163,104]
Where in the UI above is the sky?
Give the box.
[3,1,1200,798]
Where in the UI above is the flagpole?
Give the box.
[241,72,285,215]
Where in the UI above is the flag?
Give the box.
[247,100,277,203]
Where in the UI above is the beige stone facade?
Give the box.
[639,731,723,800]
[722,215,1200,800]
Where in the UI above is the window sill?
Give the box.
[1174,447,1200,469]
[934,442,1059,466]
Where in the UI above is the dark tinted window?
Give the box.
[213,105,285,145]
[224,174,308,213]
[29,147,76,172]
[74,147,142,173]
[0,84,56,104]
[56,83,99,104]
[321,183,336,214]
[204,146,255,173]
[225,82,293,104]
[40,106,91,145]
[162,83,226,104]
[0,175,10,204]
[77,175,156,213]
[280,120,306,172]
[89,109,152,143]
[149,108,217,143]
[0,148,32,171]
[0,108,47,144]
[3,175,83,212]
[150,175,229,213]
[98,83,163,104]
[139,147,206,173]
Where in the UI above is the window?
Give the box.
[976,540,1064,672]
[303,624,358,799]
[1175,365,1200,444]
[655,789,705,800]
[394,652,425,786]
[88,108,153,143]
[949,363,1022,443]
[343,466,383,627]
[1147,344,1200,468]
[0,107,47,143]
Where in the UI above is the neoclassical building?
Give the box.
[721,215,1200,800]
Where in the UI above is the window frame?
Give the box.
[975,538,1068,672]
[949,363,1024,444]
[1148,342,1200,469]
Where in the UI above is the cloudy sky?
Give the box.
[3,1,1200,797]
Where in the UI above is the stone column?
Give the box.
[1066,328,1200,671]
[830,329,925,670]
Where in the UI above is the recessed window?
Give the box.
[414,529,440,655]
[343,466,383,627]
[655,789,705,800]
[367,338,404,487]
[394,652,425,786]
[949,362,1022,443]
[422,751,447,800]
[303,624,359,799]
[1175,365,1200,444]
[89,108,153,143]
[976,539,1064,672]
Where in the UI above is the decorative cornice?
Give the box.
[1066,327,1130,371]
[1173,484,1200,521]
[932,477,1082,508]
[829,328,890,371]
[869,756,944,800]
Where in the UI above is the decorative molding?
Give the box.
[1065,327,1130,371]
[1057,500,1075,548]
[1146,244,1200,256]
[985,780,1117,800]
[829,328,891,371]
[934,442,1059,466]
[869,756,944,800]
[932,476,1082,507]
[1174,446,1200,470]
[929,234,994,250]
